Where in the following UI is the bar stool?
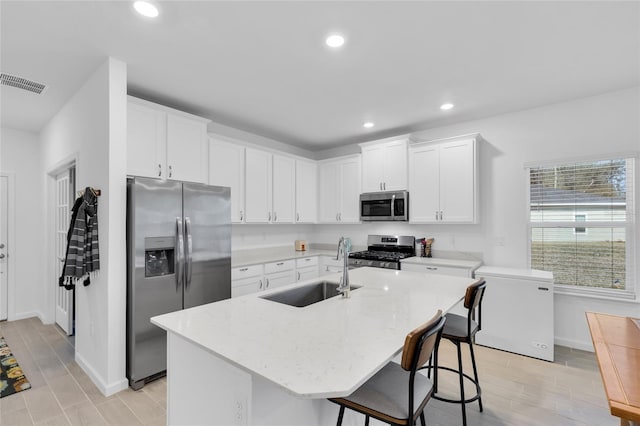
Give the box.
[431,279,486,426]
[329,310,446,426]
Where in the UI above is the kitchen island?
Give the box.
[151,267,475,425]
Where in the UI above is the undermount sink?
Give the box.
[260,281,361,308]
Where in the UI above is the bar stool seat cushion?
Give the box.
[335,362,434,424]
[442,313,479,340]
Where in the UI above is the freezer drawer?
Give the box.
[474,266,554,361]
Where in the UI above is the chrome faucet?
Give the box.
[336,236,352,298]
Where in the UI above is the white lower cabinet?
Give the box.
[400,263,474,277]
[320,256,343,275]
[401,258,481,315]
[264,259,296,290]
[232,260,298,297]
[295,257,319,281]
[231,264,264,298]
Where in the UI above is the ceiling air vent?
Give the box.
[1,72,48,94]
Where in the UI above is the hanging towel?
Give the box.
[59,187,100,290]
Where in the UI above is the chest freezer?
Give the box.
[474,266,554,361]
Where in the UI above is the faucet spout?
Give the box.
[336,237,351,298]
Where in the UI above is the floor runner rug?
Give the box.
[0,336,31,398]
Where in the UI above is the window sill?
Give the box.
[554,285,638,302]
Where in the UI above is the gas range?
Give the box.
[348,235,415,270]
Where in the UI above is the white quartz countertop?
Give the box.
[151,267,474,399]
[401,256,482,270]
[232,247,337,268]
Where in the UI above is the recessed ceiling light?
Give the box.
[363,122,375,129]
[440,103,454,111]
[134,1,159,18]
[326,34,345,48]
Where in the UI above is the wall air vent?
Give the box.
[0,72,48,94]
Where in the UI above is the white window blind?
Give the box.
[528,158,634,294]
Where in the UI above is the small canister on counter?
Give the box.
[295,240,307,251]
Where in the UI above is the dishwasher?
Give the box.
[474,266,554,361]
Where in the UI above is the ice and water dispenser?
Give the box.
[144,237,175,277]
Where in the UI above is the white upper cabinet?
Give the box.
[272,155,295,223]
[360,138,408,192]
[245,148,273,223]
[295,160,317,223]
[318,155,361,223]
[127,101,166,179]
[245,148,295,224]
[127,96,210,183]
[409,134,479,224]
[209,137,245,223]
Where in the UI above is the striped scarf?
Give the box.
[59,188,100,289]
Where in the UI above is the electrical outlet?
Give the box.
[234,395,247,425]
[531,341,548,349]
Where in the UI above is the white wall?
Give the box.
[309,87,640,351]
[0,127,44,320]
[39,57,128,395]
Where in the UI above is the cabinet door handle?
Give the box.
[276,262,284,266]
[435,211,439,221]
[268,212,272,221]
[240,267,248,272]
[336,213,339,222]
[158,164,162,177]
[297,272,301,280]
[538,287,549,291]
[426,266,438,271]
[338,213,342,221]
[296,213,300,222]
[274,211,277,222]
[240,210,244,221]
[440,211,443,221]
[265,279,269,288]
[259,279,263,289]
[383,182,386,190]
[168,165,173,178]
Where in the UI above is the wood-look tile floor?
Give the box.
[0,317,619,425]
[0,318,165,426]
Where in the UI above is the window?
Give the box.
[528,157,635,296]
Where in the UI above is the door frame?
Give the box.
[0,172,16,320]
[46,154,79,325]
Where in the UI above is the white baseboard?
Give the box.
[554,336,594,352]
[10,310,46,322]
[75,351,128,397]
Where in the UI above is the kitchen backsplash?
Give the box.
[232,223,483,262]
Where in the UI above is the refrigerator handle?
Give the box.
[176,217,185,291]
[185,217,193,288]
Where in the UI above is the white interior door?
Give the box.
[0,176,8,320]
[55,169,74,335]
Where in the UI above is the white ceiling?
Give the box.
[1,1,639,151]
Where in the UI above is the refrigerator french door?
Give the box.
[126,177,231,390]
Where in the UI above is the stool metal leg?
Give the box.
[337,406,345,426]
[456,342,467,426]
[420,410,426,426]
[468,341,483,412]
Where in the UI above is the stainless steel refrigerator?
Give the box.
[126,176,231,390]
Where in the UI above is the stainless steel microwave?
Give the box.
[360,191,409,221]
